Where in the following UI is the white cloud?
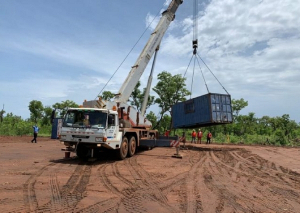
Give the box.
[1,0,300,122]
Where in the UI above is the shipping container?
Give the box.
[172,93,233,129]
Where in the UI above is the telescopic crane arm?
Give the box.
[114,0,183,104]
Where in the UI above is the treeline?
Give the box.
[0,71,299,146]
[174,113,300,146]
[0,100,78,136]
[149,98,300,146]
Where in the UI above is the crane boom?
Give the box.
[58,1,184,160]
[114,0,183,104]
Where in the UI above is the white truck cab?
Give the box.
[60,108,123,158]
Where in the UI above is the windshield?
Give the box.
[63,109,107,129]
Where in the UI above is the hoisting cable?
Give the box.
[192,0,198,55]
[190,56,197,99]
[196,52,229,95]
[196,56,210,93]
[183,54,194,77]
[188,0,198,99]
[95,5,165,100]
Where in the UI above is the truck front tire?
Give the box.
[76,144,90,159]
[117,137,128,160]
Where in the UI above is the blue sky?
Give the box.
[1,0,299,123]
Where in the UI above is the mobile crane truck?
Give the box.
[58,0,183,160]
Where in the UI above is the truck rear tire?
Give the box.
[117,137,128,160]
[127,136,136,157]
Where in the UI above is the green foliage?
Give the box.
[159,114,171,133]
[0,104,5,123]
[0,75,299,148]
[52,100,79,118]
[101,91,115,101]
[28,100,44,123]
[0,113,33,136]
[41,106,53,126]
[232,98,248,119]
[153,71,191,130]
[146,111,157,129]
[129,81,155,113]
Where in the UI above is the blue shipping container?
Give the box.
[172,93,233,128]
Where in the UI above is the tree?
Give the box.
[0,104,5,123]
[28,100,44,123]
[129,81,142,111]
[146,111,157,129]
[232,98,248,118]
[101,91,115,101]
[159,114,171,133]
[41,106,53,126]
[52,100,79,118]
[153,71,191,129]
[129,81,155,113]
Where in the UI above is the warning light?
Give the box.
[112,106,117,111]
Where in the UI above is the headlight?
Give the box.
[95,137,103,142]
[60,135,66,139]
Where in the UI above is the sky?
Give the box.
[0,0,299,123]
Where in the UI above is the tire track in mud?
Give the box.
[207,149,300,212]
[95,155,182,213]
[20,160,93,213]
[205,150,260,212]
[210,150,272,212]
[16,146,300,213]
[58,162,92,211]
[234,150,300,188]
[148,149,202,212]
[183,150,206,213]
[122,156,176,213]
[22,162,56,213]
[49,173,62,210]
[97,162,125,197]
[76,197,120,213]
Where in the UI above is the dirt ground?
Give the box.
[1,136,300,213]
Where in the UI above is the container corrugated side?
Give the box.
[172,93,233,128]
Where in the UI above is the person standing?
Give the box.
[207,131,212,144]
[197,129,203,144]
[31,124,39,143]
[191,130,196,143]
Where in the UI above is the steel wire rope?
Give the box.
[95,5,165,100]
[196,52,229,95]
[183,54,195,78]
[190,56,197,99]
[196,56,209,93]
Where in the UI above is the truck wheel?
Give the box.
[76,144,89,159]
[117,137,128,160]
[128,136,136,157]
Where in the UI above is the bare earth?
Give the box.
[1,136,300,213]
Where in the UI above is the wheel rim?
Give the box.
[129,137,136,156]
[121,138,128,157]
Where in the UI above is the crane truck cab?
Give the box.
[59,107,124,159]
[59,105,161,160]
